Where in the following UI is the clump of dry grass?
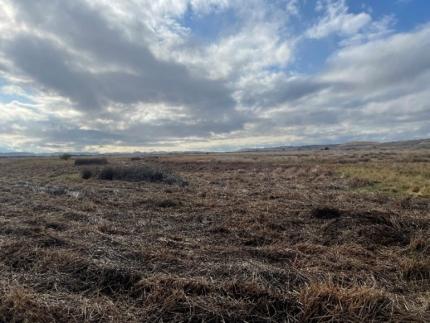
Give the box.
[299,282,411,322]
[0,285,62,323]
[401,258,430,281]
[0,284,126,322]
[133,274,302,321]
[408,231,430,254]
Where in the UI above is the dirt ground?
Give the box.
[0,149,429,322]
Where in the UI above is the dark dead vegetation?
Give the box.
[74,157,108,166]
[80,164,187,186]
[130,156,143,161]
[59,153,71,160]
[0,150,429,322]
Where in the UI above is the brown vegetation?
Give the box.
[74,157,108,166]
[0,149,429,322]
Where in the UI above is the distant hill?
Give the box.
[0,152,37,157]
[1,138,429,157]
[0,152,95,158]
[237,138,430,153]
[379,139,430,149]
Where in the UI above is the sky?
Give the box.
[0,0,429,153]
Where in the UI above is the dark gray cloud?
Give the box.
[4,35,101,110]
[3,111,250,151]
[5,0,239,123]
[240,77,330,108]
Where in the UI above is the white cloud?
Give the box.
[322,25,430,87]
[307,0,371,39]
[199,24,292,80]
[0,0,429,152]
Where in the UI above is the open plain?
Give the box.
[0,149,429,322]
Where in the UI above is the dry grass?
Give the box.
[401,258,430,281]
[300,283,398,322]
[0,149,429,322]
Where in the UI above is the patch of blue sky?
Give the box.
[289,36,338,75]
[264,64,289,74]
[287,0,430,75]
[0,145,14,153]
[0,93,34,104]
[181,5,239,43]
[288,0,326,32]
[280,0,338,74]
[0,79,34,104]
[348,0,430,32]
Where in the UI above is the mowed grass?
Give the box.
[339,162,430,197]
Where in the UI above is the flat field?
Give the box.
[0,149,429,322]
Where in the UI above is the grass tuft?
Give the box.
[401,259,430,281]
[299,283,408,322]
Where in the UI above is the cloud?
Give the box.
[307,0,372,39]
[258,24,430,144]
[0,0,429,152]
[5,1,237,117]
[323,25,430,87]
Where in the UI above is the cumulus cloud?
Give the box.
[0,0,429,152]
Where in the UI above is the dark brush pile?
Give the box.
[74,158,108,166]
[81,165,188,186]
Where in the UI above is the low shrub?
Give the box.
[97,165,187,185]
[80,169,93,180]
[98,167,115,180]
[59,153,72,160]
[152,198,180,208]
[311,207,342,219]
[74,158,108,166]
